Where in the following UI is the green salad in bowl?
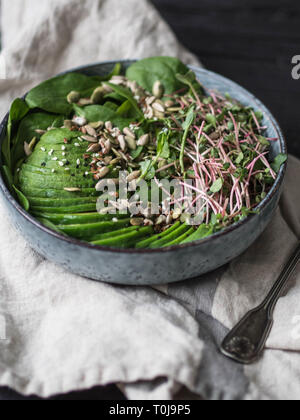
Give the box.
[2,57,287,249]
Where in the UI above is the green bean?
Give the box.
[31,203,97,214]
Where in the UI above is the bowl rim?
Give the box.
[0,60,287,254]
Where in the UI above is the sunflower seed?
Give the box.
[84,125,97,137]
[77,98,93,106]
[35,129,46,135]
[118,135,127,152]
[24,142,32,157]
[146,96,156,106]
[110,157,121,165]
[144,219,154,226]
[123,127,136,139]
[152,80,165,99]
[87,143,101,153]
[82,135,98,143]
[105,121,113,131]
[137,134,149,147]
[89,121,104,129]
[64,187,81,192]
[165,100,175,108]
[127,170,141,182]
[98,166,110,178]
[67,91,81,104]
[73,116,87,127]
[172,208,182,220]
[102,83,113,94]
[166,214,173,225]
[156,215,167,225]
[152,101,165,113]
[125,136,137,151]
[130,218,144,227]
[103,140,111,154]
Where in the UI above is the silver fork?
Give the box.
[220,242,300,364]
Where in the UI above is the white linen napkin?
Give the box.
[0,0,299,400]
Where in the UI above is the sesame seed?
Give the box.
[61,146,66,151]
[74,143,80,147]
[48,149,54,156]
[76,159,80,166]
[59,162,64,167]
[112,218,118,223]
[41,147,46,152]
[62,152,66,156]
[52,157,58,161]
[52,169,55,173]
[85,171,89,176]
[65,168,70,171]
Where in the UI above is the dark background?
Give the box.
[1,0,299,401]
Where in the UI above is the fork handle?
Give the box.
[221,242,300,364]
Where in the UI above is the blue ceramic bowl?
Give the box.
[0,61,287,285]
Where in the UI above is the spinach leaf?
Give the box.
[26,73,103,115]
[271,153,288,173]
[11,112,64,166]
[3,99,30,167]
[74,104,133,130]
[104,82,144,119]
[176,69,204,97]
[126,56,190,94]
[117,100,141,119]
[12,185,30,211]
[140,160,156,181]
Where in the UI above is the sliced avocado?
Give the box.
[31,212,128,225]
[135,222,181,248]
[28,196,98,207]
[56,218,131,239]
[18,186,99,198]
[31,203,97,214]
[91,226,153,248]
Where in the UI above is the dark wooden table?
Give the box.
[1,0,299,401]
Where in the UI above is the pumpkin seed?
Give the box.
[91,87,105,104]
[130,218,144,227]
[152,80,164,99]
[67,91,81,104]
[137,134,149,147]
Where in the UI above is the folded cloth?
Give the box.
[0,0,299,401]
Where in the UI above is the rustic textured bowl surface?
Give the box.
[0,61,287,285]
